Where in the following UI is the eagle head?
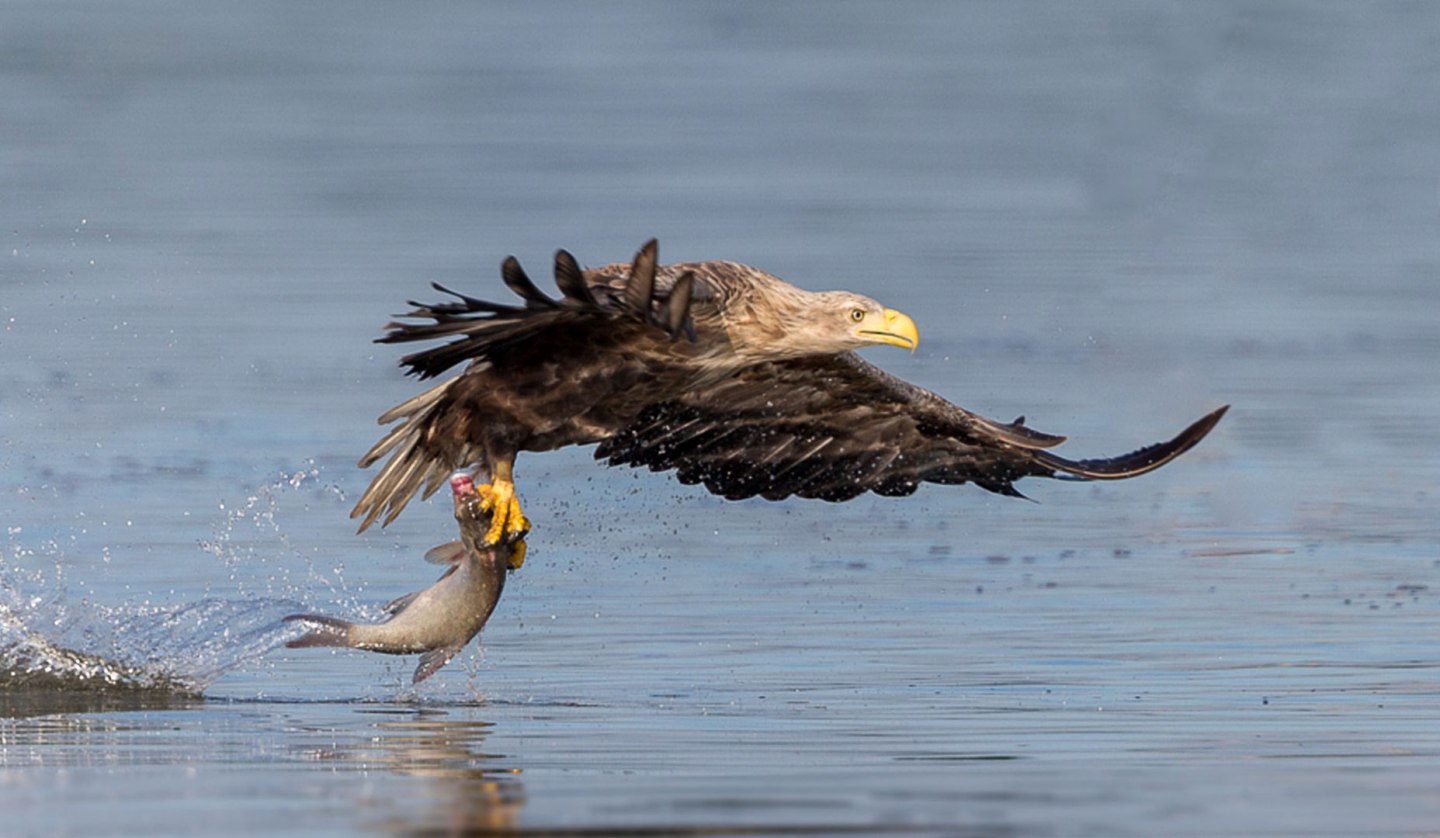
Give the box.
[821,292,919,353]
[712,270,921,362]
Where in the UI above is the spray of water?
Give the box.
[0,464,359,696]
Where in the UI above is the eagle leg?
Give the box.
[473,458,531,550]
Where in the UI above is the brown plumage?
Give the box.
[350,239,1226,540]
[599,354,1226,502]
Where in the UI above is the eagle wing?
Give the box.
[596,353,1227,502]
[377,239,696,380]
[350,240,697,531]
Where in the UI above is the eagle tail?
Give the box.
[1031,405,1229,480]
[350,376,466,532]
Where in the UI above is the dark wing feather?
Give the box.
[375,243,696,379]
[501,257,559,309]
[552,249,600,308]
[623,239,657,316]
[664,271,696,341]
[352,240,706,530]
[596,353,1226,502]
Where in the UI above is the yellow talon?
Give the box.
[506,538,527,570]
[451,470,527,566]
[474,479,530,547]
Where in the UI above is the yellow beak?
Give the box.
[859,308,919,352]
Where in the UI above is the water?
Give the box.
[4,2,1439,835]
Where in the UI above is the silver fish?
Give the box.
[284,473,519,684]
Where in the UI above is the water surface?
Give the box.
[3,2,1439,836]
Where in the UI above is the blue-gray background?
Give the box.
[3,3,1438,836]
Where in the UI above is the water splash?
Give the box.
[0,464,353,702]
[199,463,355,603]
[0,582,305,696]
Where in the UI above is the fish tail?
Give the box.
[283,614,355,648]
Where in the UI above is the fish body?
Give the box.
[285,474,514,684]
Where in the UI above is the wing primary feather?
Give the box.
[973,414,1066,448]
[1032,405,1229,479]
[432,283,502,311]
[418,460,454,500]
[501,256,558,308]
[358,421,412,470]
[624,238,657,318]
[553,249,599,308]
[415,283,519,315]
[420,467,450,501]
[975,479,1033,500]
[665,270,695,340]
[373,376,454,427]
[375,455,429,527]
[760,436,836,485]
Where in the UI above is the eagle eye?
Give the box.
[849,308,865,322]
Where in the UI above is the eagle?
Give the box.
[351,239,1226,546]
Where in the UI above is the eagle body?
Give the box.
[422,310,703,455]
[351,239,1225,537]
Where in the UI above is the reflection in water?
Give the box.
[0,686,201,720]
[304,708,526,834]
[0,700,528,834]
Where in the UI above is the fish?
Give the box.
[284,473,519,684]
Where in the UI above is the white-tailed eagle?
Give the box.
[351,240,1226,545]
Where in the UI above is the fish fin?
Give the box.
[423,539,466,565]
[412,643,463,684]
[382,591,421,615]
[283,614,353,648]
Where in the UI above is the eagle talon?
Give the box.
[506,538,527,570]
[473,480,530,548]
